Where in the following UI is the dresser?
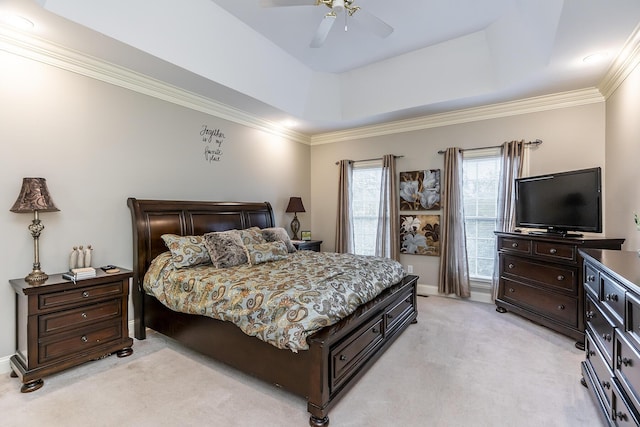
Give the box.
[495,232,624,348]
[580,249,640,426]
[9,268,134,392]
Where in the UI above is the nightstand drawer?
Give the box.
[39,299,121,337]
[38,282,123,311]
[38,320,122,365]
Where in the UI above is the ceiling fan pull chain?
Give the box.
[344,10,348,32]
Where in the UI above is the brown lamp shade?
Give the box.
[10,178,60,213]
[285,197,305,213]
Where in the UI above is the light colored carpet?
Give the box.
[0,296,605,427]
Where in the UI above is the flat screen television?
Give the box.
[515,167,602,237]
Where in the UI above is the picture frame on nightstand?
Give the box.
[301,231,311,241]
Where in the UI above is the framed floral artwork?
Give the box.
[399,169,441,210]
[400,215,440,256]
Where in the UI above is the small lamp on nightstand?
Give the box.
[10,177,60,284]
[285,196,305,240]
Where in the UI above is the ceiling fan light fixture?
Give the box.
[332,0,345,13]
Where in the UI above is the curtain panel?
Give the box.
[491,140,526,301]
[375,154,400,261]
[335,160,354,254]
[438,148,470,298]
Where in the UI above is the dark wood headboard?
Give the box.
[126,198,275,336]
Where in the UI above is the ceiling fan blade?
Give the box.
[310,14,337,48]
[260,0,316,7]
[353,9,394,38]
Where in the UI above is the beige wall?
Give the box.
[605,64,640,252]
[0,50,310,362]
[310,103,607,290]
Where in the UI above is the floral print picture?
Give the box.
[400,215,440,256]
[399,170,441,210]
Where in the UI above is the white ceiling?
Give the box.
[3,0,640,136]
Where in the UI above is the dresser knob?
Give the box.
[372,328,379,334]
[621,356,633,367]
[602,333,612,342]
[508,263,515,269]
[602,380,611,389]
[386,313,394,319]
[549,248,557,254]
[587,275,595,282]
[557,275,565,281]
[557,305,565,310]
[511,242,518,248]
[605,293,619,302]
[82,291,89,298]
[588,350,596,357]
[81,335,88,343]
[509,288,515,293]
[616,411,629,422]
[339,355,347,361]
[586,311,595,319]
[81,312,87,319]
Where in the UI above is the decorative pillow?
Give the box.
[161,234,211,269]
[203,230,248,269]
[239,227,266,246]
[261,227,297,253]
[245,241,289,265]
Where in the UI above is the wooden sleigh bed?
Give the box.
[127,198,418,426]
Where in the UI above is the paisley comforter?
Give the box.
[144,250,405,352]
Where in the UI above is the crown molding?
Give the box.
[599,23,640,98]
[0,25,312,145]
[309,88,604,145]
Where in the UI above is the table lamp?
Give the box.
[285,197,305,240]
[10,178,59,284]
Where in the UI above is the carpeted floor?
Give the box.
[0,296,605,426]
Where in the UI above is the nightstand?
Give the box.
[293,240,323,252]
[9,268,134,392]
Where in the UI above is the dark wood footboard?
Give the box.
[127,197,419,426]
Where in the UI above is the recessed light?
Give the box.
[2,14,35,30]
[583,52,609,64]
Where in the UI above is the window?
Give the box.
[462,149,501,280]
[351,161,382,256]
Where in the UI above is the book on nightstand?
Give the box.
[62,267,97,281]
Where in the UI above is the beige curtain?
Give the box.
[375,154,400,260]
[491,140,526,301]
[438,148,470,297]
[335,160,354,254]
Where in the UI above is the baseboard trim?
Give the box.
[417,283,493,304]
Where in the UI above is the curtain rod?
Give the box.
[437,139,542,155]
[335,155,404,165]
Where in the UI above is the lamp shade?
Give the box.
[10,178,59,213]
[285,197,305,213]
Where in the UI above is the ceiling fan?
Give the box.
[260,0,394,48]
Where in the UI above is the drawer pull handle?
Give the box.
[386,313,394,319]
[508,288,515,293]
[372,328,379,334]
[586,311,595,319]
[621,357,633,367]
[587,275,596,282]
[81,335,88,343]
[616,412,629,422]
[557,305,565,310]
[602,380,611,389]
[339,355,347,361]
[511,242,518,248]
[81,312,87,319]
[508,263,515,269]
[556,275,565,281]
[605,293,619,302]
[82,291,90,298]
[549,248,557,254]
[588,350,596,357]
[602,333,612,342]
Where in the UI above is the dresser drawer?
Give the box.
[612,378,640,427]
[586,331,613,412]
[584,262,600,299]
[627,292,640,350]
[38,320,123,366]
[39,299,122,337]
[602,273,626,326]
[586,295,616,365]
[331,315,384,392]
[501,255,577,293]
[500,278,578,326]
[615,331,640,413]
[38,282,124,312]
[384,292,414,335]
[533,241,576,262]
[498,237,531,254]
